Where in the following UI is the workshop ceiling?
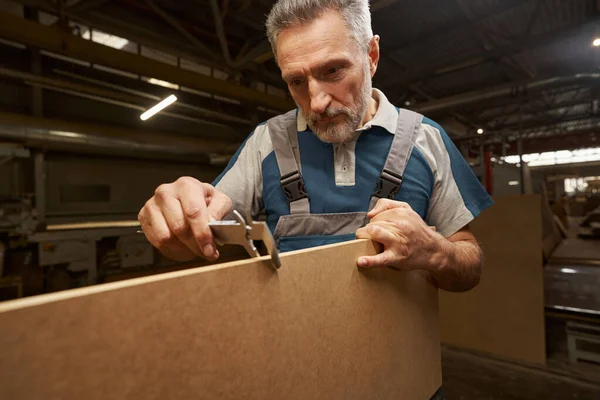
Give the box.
[0,0,599,155]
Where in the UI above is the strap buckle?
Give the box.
[373,169,403,199]
[280,171,309,203]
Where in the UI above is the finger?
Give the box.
[356,223,397,247]
[357,250,398,269]
[155,194,203,257]
[138,199,168,247]
[205,186,233,221]
[368,199,409,218]
[369,208,406,224]
[139,202,197,261]
[178,181,218,260]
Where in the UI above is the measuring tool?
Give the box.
[209,210,281,270]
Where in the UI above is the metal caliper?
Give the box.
[209,210,281,270]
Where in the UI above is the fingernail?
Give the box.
[357,258,367,268]
[203,244,214,257]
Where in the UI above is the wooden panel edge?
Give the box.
[0,239,377,313]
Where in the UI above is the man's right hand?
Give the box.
[138,177,232,262]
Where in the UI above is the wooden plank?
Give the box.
[439,195,546,365]
[0,239,442,399]
[45,220,140,230]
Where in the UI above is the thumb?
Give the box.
[368,203,383,218]
[357,249,394,268]
[206,187,233,221]
[368,199,408,218]
[368,198,393,218]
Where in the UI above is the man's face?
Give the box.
[276,9,378,143]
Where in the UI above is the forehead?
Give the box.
[276,9,357,71]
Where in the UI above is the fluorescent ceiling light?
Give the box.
[82,30,129,50]
[140,95,178,121]
[508,181,519,186]
[146,78,179,90]
[593,38,600,47]
[49,130,84,138]
[560,268,577,274]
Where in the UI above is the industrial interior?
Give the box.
[0,0,599,398]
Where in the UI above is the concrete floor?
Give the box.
[441,347,600,400]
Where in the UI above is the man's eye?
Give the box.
[291,79,302,86]
[327,67,339,75]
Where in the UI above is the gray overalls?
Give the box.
[266,108,424,252]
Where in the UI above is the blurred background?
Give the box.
[0,0,599,398]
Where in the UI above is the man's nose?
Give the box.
[308,79,331,115]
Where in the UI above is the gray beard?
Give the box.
[302,63,373,144]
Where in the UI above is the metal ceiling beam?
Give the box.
[454,0,535,79]
[509,0,548,77]
[385,0,526,56]
[386,72,476,134]
[523,0,546,37]
[485,111,594,133]
[235,40,273,67]
[0,66,149,106]
[455,118,600,144]
[384,14,600,90]
[412,73,600,114]
[479,100,593,126]
[5,0,287,89]
[145,0,218,62]
[235,40,251,61]
[84,12,283,87]
[28,81,240,132]
[208,0,233,66]
[82,11,228,72]
[71,0,113,12]
[229,13,264,32]
[0,11,295,111]
[205,0,273,68]
[1,40,274,125]
[0,111,238,157]
[0,67,254,131]
[51,69,255,126]
[483,129,599,156]
[475,87,592,119]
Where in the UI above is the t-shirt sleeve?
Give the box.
[211,124,267,219]
[422,119,494,237]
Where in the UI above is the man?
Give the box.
[138,0,493,292]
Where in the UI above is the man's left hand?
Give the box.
[356,199,446,271]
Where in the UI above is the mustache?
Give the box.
[308,107,350,123]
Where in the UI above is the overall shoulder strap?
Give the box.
[266,110,310,214]
[369,108,424,211]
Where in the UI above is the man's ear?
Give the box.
[368,35,381,77]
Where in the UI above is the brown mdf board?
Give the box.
[0,239,442,400]
[439,195,546,365]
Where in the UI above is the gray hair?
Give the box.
[266,0,373,60]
